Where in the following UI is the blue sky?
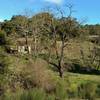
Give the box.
[0,0,100,24]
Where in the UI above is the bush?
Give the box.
[0,31,7,45]
[77,81,97,100]
[0,51,9,74]
[96,84,100,98]
[46,95,55,100]
[3,90,22,100]
[55,80,67,100]
[20,58,56,92]
[4,88,46,100]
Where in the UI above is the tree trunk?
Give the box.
[58,39,64,78]
[25,33,29,54]
[59,64,63,78]
[25,35,28,46]
[34,35,37,54]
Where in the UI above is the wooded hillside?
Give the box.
[0,8,100,100]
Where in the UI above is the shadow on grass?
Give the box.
[66,63,100,75]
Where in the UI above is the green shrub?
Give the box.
[46,95,55,100]
[77,81,97,100]
[0,31,7,45]
[28,88,46,100]
[4,91,22,100]
[55,80,67,100]
[67,83,78,98]
[0,52,9,74]
[4,88,46,100]
[96,84,100,98]
[20,90,35,100]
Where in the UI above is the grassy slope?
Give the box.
[64,72,100,84]
[8,39,100,83]
[2,39,100,99]
[8,53,100,84]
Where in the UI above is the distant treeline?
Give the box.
[0,13,100,39]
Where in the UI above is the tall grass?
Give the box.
[77,81,97,100]
[4,88,46,100]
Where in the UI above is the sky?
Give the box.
[0,0,100,24]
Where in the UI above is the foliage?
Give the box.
[0,30,7,45]
[0,6,100,100]
[55,80,67,100]
[77,81,97,100]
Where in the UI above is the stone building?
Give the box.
[8,38,33,54]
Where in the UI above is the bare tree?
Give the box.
[80,39,100,71]
[41,5,80,77]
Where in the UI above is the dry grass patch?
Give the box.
[21,58,56,92]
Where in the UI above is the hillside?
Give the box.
[0,10,100,100]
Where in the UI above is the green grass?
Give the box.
[0,39,100,100]
[64,72,100,84]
